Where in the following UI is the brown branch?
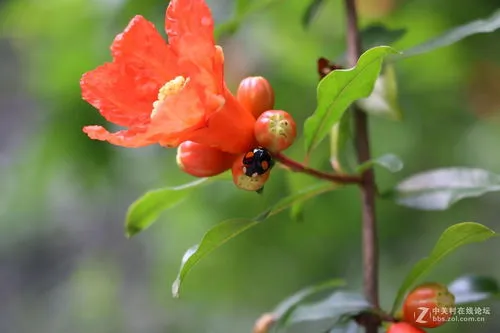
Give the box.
[344,0,380,332]
[274,153,362,184]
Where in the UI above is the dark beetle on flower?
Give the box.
[242,147,274,178]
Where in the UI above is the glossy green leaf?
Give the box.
[391,168,500,211]
[304,46,398,155]
[356,154,403,174]
[125,178,209,238]
[302,0,327,29]
[393,10,500,60]
[272,279,346,331]
[172,183,337,298]
[391,222,497,314]
[357,65,402,121]
[448,275,500,304]
[281,291,370,333]
[330,112,355,173]
[171,219,257,298]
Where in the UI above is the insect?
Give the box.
[242,147,274,178]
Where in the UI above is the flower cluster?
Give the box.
[80,0,296,191]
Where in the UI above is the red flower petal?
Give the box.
[111,15,178,84]
[83,81,207,148]
[80,62,159,127]
[81,0,257,153]
[149,80,207,145]
[83,125,158,148]
[165,0,214,52]
[212,45,225,96]
[165,0,218,91]
[188,86,257,154]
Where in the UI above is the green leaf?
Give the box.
[302,0,327,29]
[357,64,402,121]
[448,275,500,304]
[172,183,337,298]
[390,168,500,211]
[356,154,403,174]
[304,46,398,155]
[125,178,209,238]
[272,279,346,331]
[171,219,257,298]
[391,222,497,314]
[281,290,370,333]
[330,112,355,173]
[393,10,500,60]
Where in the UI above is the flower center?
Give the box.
[151,76,189,119]
[268,113,290,138]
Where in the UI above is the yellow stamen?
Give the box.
[151,76,189,119]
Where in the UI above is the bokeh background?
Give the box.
[1,0,500,332]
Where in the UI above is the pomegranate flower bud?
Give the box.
[176,141,236,177]
[232,153,270,192]
[254,110,297,153]
[237,76,275,118]
[402,282,455,328]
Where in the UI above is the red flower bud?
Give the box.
[176,141,236,177]
[237,76,275,118]
[232,153,270,191]
[254,110,297,153]
[402,282,455,328]
[386,322,426,333]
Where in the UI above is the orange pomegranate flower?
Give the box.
[80,0,256,154]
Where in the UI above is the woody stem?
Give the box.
[274,153,362,184]
[344,0,380,332]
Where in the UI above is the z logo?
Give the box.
[414,307,430,324]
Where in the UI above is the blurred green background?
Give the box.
[1,0,500,332]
